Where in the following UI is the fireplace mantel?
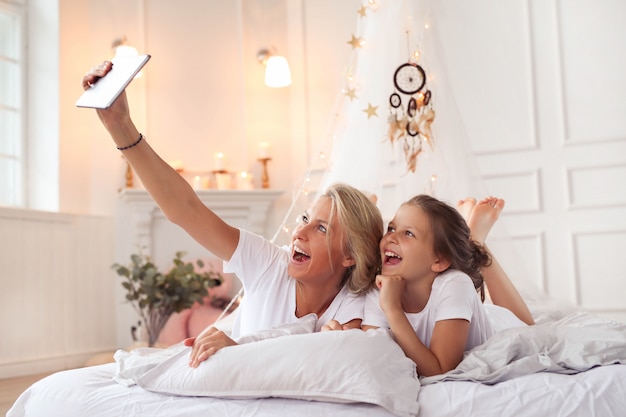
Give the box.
[116,189,283,259]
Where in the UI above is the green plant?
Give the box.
[112,251,222,347]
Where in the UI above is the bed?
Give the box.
[8,296,626,417]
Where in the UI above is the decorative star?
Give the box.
[358,5,367,17]
[347,34,364,49]
[345,87,357,100]
[363,103,378,119]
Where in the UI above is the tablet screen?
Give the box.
[76,54,151,109]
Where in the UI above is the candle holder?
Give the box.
[257,158,271,189]
[125,161,134,188]
[211,169,231,190]
[121,156,134,189]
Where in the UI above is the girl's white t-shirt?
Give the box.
[223,229,364,339]
[363,269,516,351]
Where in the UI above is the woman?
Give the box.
[82,61,384,368]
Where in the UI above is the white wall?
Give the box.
[0,208,115,378]
[432,0,626,323]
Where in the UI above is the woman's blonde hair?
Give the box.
[322,183,383,294]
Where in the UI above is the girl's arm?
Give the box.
[83,62,239,261]
[377,275,469,376]
[384,306,469,376]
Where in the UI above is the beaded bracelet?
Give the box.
[117,133,144,151]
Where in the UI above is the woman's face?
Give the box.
[289,196,354,286]
[379,204,440,282]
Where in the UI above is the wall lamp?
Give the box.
[111,37,143,78]
[112,37,139,58]
[257,48,292,88]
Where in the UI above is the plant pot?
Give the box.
[143,308,175,347]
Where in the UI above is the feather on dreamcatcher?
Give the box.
[387,60,435,172]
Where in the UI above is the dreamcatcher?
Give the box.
[387,58,435,172]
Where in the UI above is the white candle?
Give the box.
[192,175,202,190]
[237,171,254,190]
[169,160,184,172]
[214,152,225,171]
[215,172,231,190]
[258,142,270,159]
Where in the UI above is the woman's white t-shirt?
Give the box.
[223,229,364,339]
[363,269,499,351]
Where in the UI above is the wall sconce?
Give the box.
[112,37,139,58]
[257,48,291,88]
[112,37,143,78]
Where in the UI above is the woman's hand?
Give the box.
[320,318,362,331]
[184,327,237,368]
[321,319,342,331]
[81,61,132,133]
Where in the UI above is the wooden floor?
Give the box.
[0,372,54,415]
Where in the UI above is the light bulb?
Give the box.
[265,55,292,88]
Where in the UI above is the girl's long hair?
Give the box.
[404,194,491,300]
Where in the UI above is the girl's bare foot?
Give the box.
[468,197,505,244]
[456,197,477,222]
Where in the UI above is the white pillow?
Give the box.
[114,314,317,387]
[136,328,420,417]
[234,312,317,343]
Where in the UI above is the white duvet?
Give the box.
[8,310,626,417]
[421,311,626,385]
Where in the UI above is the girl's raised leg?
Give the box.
[460,197,535,325]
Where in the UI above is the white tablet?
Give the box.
[76,54,151,109]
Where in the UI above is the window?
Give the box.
[0,1,25,207]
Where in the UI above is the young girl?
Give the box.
[361,194,533,377]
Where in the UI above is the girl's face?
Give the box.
[380,204,445,281]
[289,196,354,286]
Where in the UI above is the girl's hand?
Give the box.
[184,327,237,368]
[375,274,405,313]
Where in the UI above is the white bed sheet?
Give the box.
[9,361,626,417]
[418,364,626,417]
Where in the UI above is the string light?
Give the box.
[367,0,379,11]
[426,174,437,195]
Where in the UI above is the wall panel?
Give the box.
[0,209,115,378]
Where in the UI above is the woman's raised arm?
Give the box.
[83,61,239,261]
